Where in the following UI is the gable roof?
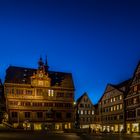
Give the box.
[98,79,131,103]
[130,61,140,86]
[76,92,94,106]
[98,84,115,102]
[133,61,140,76]
[5,66,75,89]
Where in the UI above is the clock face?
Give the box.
[39,73,43,78]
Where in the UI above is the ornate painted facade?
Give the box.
[4,58,75,130]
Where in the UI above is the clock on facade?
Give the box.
[39,73,43,78]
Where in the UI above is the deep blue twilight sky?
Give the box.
[0,0,140,104]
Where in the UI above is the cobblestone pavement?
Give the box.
[0,131,140,140]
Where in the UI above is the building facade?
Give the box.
[99,81,129,133]
[76,92,96,130]
[125,62,140,133]
[4,58,75,130]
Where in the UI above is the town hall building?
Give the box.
[4,57,75,130]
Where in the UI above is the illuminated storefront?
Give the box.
[127,123,139,133]
[119,125,123,132]
[132,123,139,132]
[114,125,118,132]
[34,123,42,130]
[55,123,62,130]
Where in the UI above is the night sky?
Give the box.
[0,0,140,104]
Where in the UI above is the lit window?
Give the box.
[81,110,83,115]
[92,110,94,115]
[134,86,138,92]
[113,97,116,102]
[48,89,54,97]
[88,110,91,115]
[120,104,123,110]
[117,105,119,110]
[120,95,122,100]
[111,98,113,102]
[48,90,51,96]
[52,90,54,96]
[133,98,137,104]
[114,106,116,111]
[78,110,79,114]
[111,107,113,111]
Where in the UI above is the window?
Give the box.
[120,115,123,120]
[80,104,84,108]
[66,103,72,108]
[113,97,116,102]
[66,93,73,98]
[120,104,123,110]
[77,110,80,114]
[133,98,137,104]
[25,112,30,118]
[84,98,88,102]
[88,110,91,115]
[9,101,18,106]
[81,110,83,115]
[120,95,122,100]
[11,112,18,118]
[57,92,64,97]
[26,90,32,95]
[105,108,108,112]
[48,89,54,97]
[111,107,113,111]
[37,112,43,118]
[114,116,117,120]
[92,110,94,115]
[127,110,136,118]
[111,98,113,103]
[117,105,119,110]
[114,106,116,111]
[85,110,87,115]
[33,102,42,107]
[83,118,85,122]
[137,109,140,117]
[134,86,138,92]
[88,104,91,108]
[55,103,63,107]
[25,102,31,106]
[36,89,43,96]
[16,89,23,95]
[66,113,71,119]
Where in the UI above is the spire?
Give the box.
[38,56,44,70]
[45,56,49,72]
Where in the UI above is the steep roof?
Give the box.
[98,79,131,103]
[76,92,94,106]
[5,66,75,89]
